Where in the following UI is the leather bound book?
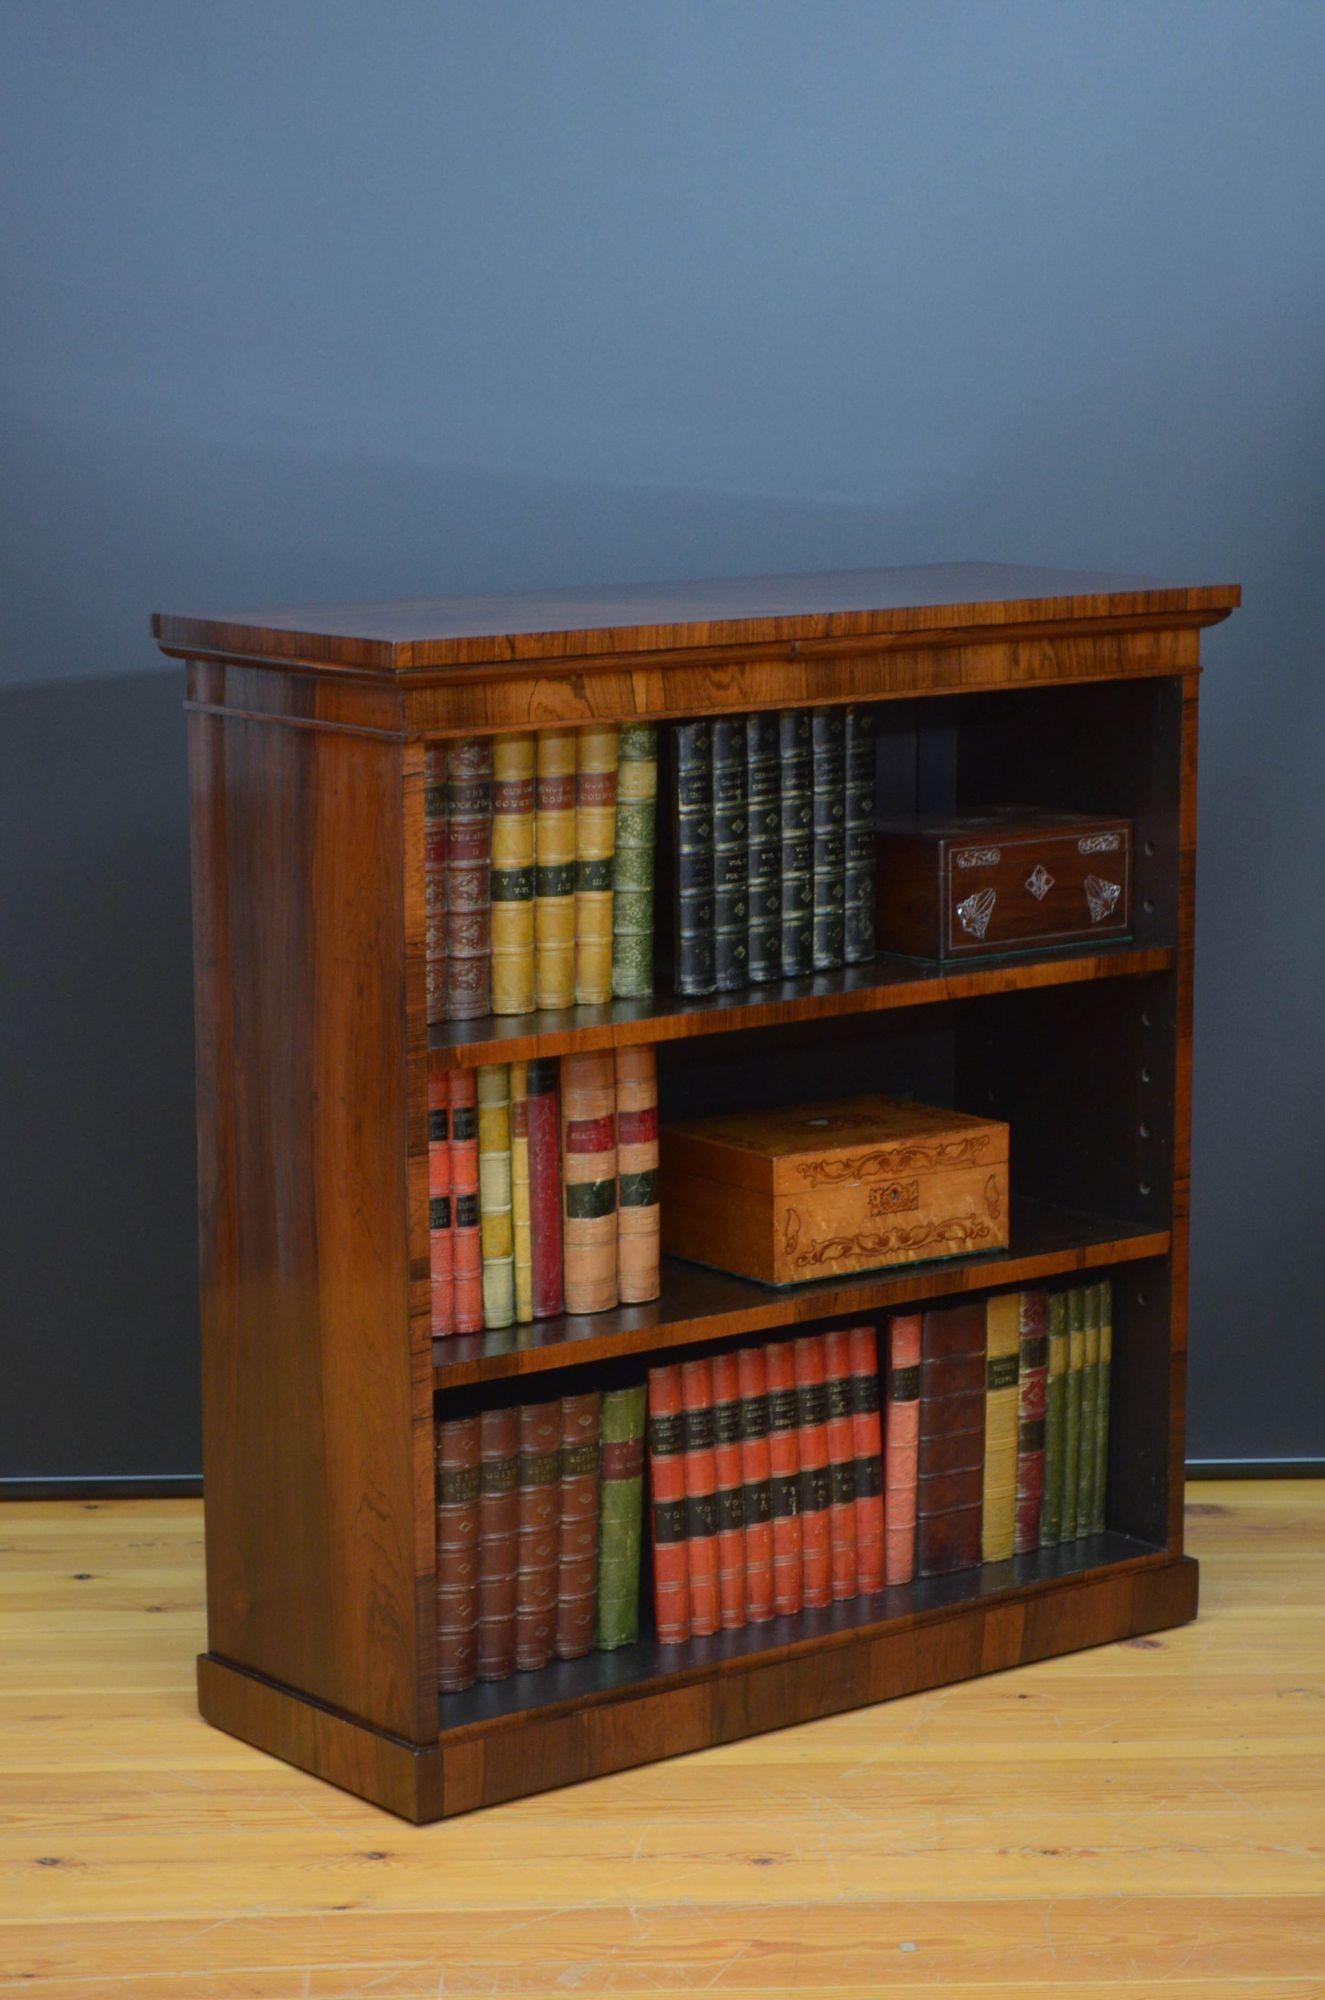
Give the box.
[534,729,577,1010]
[596,1382,647,1651]
[1090,1279,1113,1535]
[612,722,658,1000]
[647,1364,690,1644]
[615,1046,660,1304]
[712,715,750,992]
[475,1405,519,1682]
[447,1070,483,1336]
[843,706,877,965]
[778,711,813,977]
[427,1072,453,1338]
[424,743,447,1022]
[1076,1284,1101,1540]
[476,1064,515,1330]
[525,1058,564,1320]
[555,1390,601,1661]
[574,725,618,1005]
[1014,1289,1048,1555]
[794,1335,833,1609]
[509,1062,533,1324]
[848,1324,884,1594]
[765,1340,804,1615]
[711,1351,747,1630]
[444,739,492,1021]
[736,1344,775,1623]
[514,1399,560,1672]
[1062,1286,1086,1541]
[436,1413,480,1694]
[490,733,536,1016]
[680,1357,720,1637]
[561,1052,618,1315]
[981,1291,1021,1564]
[884,1313,921,1585]
[1039,1292,1068,1547]
[822,1329,859,1603]
[745,712,782,984]
[811,708,846,971]
[672,719,716,996]
[916,1301,987,1578]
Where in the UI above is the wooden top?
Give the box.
[661,1095,1007,1194]
[154,562,1240,676]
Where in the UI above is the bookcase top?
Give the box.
[154,562,1239,676]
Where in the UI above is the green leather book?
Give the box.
[611,724,657,999]
[1090,1280,1113,1535]
[1061,1286,1086,1542]
[1076,1284,1101,1538]
[1039,1292,1068,1547]
[594,1383,647,1650]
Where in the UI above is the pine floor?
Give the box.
[1,1482,1322,1998]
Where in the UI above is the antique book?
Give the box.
[525,1057,564,1320]
[1014,1289,1049,1554]
[843,705,877,965]
[681,1357,720,1637]
[615,1045,660,1305]
[712,714,750,992]
[981,1290,1021,1564]
[736,1344,775,1623]
[916,1301,987,1578]
[611,722,657,999]
[1076,1283,1101,1540]
[745,711,782,983]
[672,719,716,996]
[444,738,492,1020]
[711,1350,747,1630]
[574,724,617,1005]
[765,1339,804,1616]
[883,1313,921,1585]
[534,729,577,1009]
[811,707,846,971]
[490,733,536,1016]
[778,710,813,977]
[849,1323,885,1594]
[509,1061,533,1324]
[514,1399,561,1672]
[555,1390,601,1661]
[595,1382,647,1651]
[1062,1285,1086,1541]
[647,1363,691,1644]
[1039,1292,1069,1546]
[475,1405,519,1683]
[436,1413,480,1694]
[424,742,447,1021]
[447,1069,483,1336]
[794,1335,833,1609]
[661,1096,1010,1286]
[427,1071,453,1338]
[561,1051,618,1315]
[822,1329,859,1602]
[1090,1279,1113,1535]
[476,1063,515,1330]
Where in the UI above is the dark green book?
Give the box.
[810,707,845,970]
[746,713,781,983]
[712,715,749,992]
[843,705,877,965]
[778,711,813,976]
[595,1383,647,1651]
[1039,1292,1068,1546]
[1061,1286,1086,1542]
[672,720,715,996]
[1090,1280,1113,1535]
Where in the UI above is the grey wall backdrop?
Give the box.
[3,0,1322,1481]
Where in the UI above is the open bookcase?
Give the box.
[156,562,1239,1820]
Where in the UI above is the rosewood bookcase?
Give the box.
[155,562,1239,1821]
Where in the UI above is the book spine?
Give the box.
[916,1302,987,1578]
[475,1405,519,1682]
[509,1061,533,1323]
[848,1323,885,1594]
[765,1340,804,1616]
[811,708,846,971]
[884,1314,921,1585]
[843,705,876,965]
[555,1389,601,1661]
[534,729,577,1010]
[444,738,492,1020]
[680,1357,720,1637]
[744,712,782,984]
[794,1335,832,1609]
[712,715,750,992]
[560,1051,617,1314]
[525,1057,564,1320]
[476,1063,515,1330]
[447,1069,483,1336]
[1062,1286,1086,1541]
[823,1329,859,1602]
[574,725,617,1005]
[672,720,716,995]
[1013,1289,1048,1554]
[615,1045,660,1305]
[612,722,657,999]
[647,1363,690,1644]
[778,711,813,976]
[427,1072,453,1338]
[490,733,535,1016]
[514,1399,560,1672]
[424,744,447,1022]
[1090,1279,1112,1535]
[436,1414,480,1694]
[595,1382,647,1651]
[1039,1293,1069,1547]
[711,1351,747,1630]
[1075,1283,1101,1539]
[736,1345,775,1623]
[981,1291,1021,1564]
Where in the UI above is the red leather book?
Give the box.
[514,1400,560,1671]
[1014,1289,1049,1554]
[916,1301,987,1577]
[736,1345,775,1623]
[794,1335,833,1610]
[475,1405,519,1682]
[710,1351,747,1630]
[765,1341,803,1616]
[849,1324,884,1594]
[444,738,492,1020]
[647,1363,690,1643]
[435,1413,480,1694]
[822,1329,858,1601]
[424,743,447,1023]
[447,1069,483,1336]
[524,1057,563,1320]
[884,1314,921,1585]
[561,1052,617,1315]
[555,1390,600,1660]
[428,1071,453,1338]
[680,1357,720,1637]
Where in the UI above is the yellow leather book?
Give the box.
[981,1290,1020,1563]
[574,725,618,1006]
[534,730,576,1010]
[490,734,535,1016]
[476,1064,515,1329]
[509,1060,533,1323]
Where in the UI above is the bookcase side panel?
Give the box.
[1167,671,1200,1550]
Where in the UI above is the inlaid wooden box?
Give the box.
[660,1096,1009,1286]
[875,808,1132,959]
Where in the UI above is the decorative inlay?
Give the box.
[985,1173,1002,1219]
[1025,863,1054,901]
[780,1211,997,1271]
[1084,874,1122,923]
[866,1180,920,1217]
[793,1133,993,1185]
[1078,832,1122,854]
[955,847,1001,868]
[956,888,996,939]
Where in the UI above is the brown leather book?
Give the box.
[916,1300,987,1577]
[475,1405,519,1682]
[514,1400,560,1671]
[555,1390,601,1661]
[436,1414,480,1694]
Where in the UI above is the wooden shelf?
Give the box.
[432,1197,1169,1389]
[429,941,1174,1068]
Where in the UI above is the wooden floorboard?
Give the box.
[0,1483,1321,1996]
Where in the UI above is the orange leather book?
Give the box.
[711,1351,747,1631]
[514,1400,560,1671]
[447,1069,483,1336]
[765,1341,803,1616]
[822,1329,859,1602]
[475,1405,519,1683]
[681,1357,720,1637]
[428,1071,453,1338]
[736,1345,775,1623]
[884,1313,921,1585]
[849,1324,885,1594]
[794,1335,833,1610]
[647,1363,690,1644]
[554,1390,600,1661]
[436,1414,480,1694]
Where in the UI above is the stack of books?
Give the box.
[424,724,658,1021]
[428,1046,661,1334]
[435,1382,647,1694]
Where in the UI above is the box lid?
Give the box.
[661,1096,1008,1195]
[876,807,1131,845]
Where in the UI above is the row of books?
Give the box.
[425,725,658,1021]
[429,1047,660,1334]
[436,1383,647,1693]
